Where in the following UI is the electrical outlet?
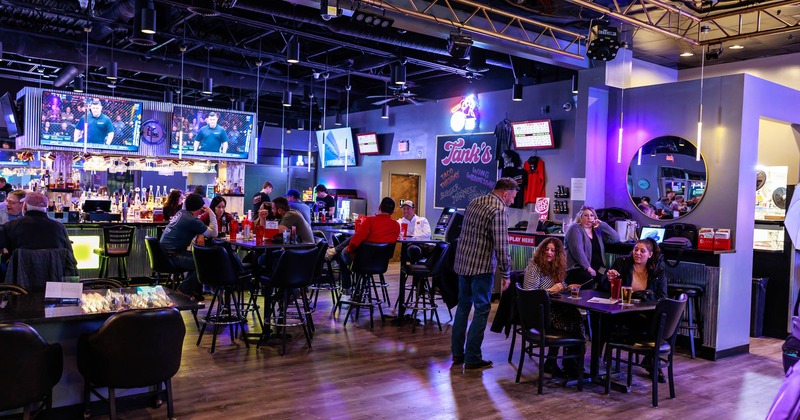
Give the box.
[416,149,423,158]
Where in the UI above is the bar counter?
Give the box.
[507,230,740,360]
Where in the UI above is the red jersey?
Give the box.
[523,158,546,204]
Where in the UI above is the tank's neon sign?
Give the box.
[450,94,479,132]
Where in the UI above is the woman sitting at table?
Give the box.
[564,205,620,288]
[522,237,586,379]
[199,195,231,236]
[605,238,667,301]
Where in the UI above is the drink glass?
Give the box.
[282,230,290,243]
[400,223,408,239]
[621,286,633,305]
[569,285,581,299]
[609,276,622,301]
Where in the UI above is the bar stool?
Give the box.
[342,242,396,329]
[93,225,135,283]
[667,283,704,358]
[403,242,449,332]
[144,236,184,290]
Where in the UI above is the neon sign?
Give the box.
[450,94,479,132]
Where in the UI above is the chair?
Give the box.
[667,283,704,358]
[93,225,135,283]
[193,244,248,354]
[0,323,63,420]
[402,242,449,332]
[258,247,318,355]
[342,242,396,329]
[212,238,261,328]
[515,286,585,394]
[77,308,185,419]
[5,248,78,292]
[80,278,126,290]
[144,236,184,289]
[604,293,688,407]
[308,239,341,312]
[0,283,28,296]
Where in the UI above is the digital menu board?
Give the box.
[511,119,554,150]
[356,132,379,155]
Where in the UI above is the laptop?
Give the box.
[640,226,666,244]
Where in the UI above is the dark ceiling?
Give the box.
[0,0,798,129]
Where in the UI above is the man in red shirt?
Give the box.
[326,197,400,289]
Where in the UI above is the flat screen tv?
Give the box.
[40,91,143,152]
[0,92,19,138]
[511,119,555,150]
[169,105,253,159]
[356,132,379,155]
[316,127,356,168]
[0,151,28,166]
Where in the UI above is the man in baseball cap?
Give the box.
[285,189,311,224]
[398,200,431,239]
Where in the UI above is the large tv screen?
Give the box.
[0,93,19,138]
[170,106,253,159]
[40,91,142,151]
[511,119,555,150]
[317,127,356,168]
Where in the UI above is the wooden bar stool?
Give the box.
[93,225,135,283]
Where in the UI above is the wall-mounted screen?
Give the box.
[40,91,142,151]
[356,132,379,155]
[511,119,554,150]
[0,151,28,166]
[316,127,356,168]
[0,93,19,138]
[170,105,253,159]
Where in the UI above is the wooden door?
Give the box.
[389,174,420,219]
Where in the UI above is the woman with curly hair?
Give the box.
[162,189,183,221]
[523,237,586,378]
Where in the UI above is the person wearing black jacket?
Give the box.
[604,238,667,300]
[0,192,73,254]
[0,177,13,196]
[252,181,273,214]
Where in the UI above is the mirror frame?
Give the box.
[626,135,708,221]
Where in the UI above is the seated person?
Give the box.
[669,195,688,213]
[257,196,314,243]
[653,196,671,214]
[285,189,311,224]
[522,237,585,379]
[397,200,433,263]
[200,195,232,236]
[0,190,26,224]
[326,197,400,289]
[159,193,217,300]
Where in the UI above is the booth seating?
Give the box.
[402,242,449,333]
[668,283,704,358]
[77,308,185,419]
[93,225,135,283]
[0,322,63,420]
[342,242,396,329]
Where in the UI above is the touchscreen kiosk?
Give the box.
[431,207,463,241]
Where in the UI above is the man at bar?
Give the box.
[0,192,73,254]
[258,196,314,243]
[193,111,229,153]
[314,184,336,218]
[74,99,114,145]
[451,178,517,370]
[285,189,311,224]
[0,190,26,224]
[325,197,400,289]
[160,193,217,301]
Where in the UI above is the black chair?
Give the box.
[144,236,184,289]
[308,239,340,312]
[668,283,704,358]
[0,323,63,420]
[193,244,248,354]
[77,308,185,419]
[93,225,135,283]
[403,242,449,332]
[80,278,126,290]
[604,293,688,407]
[259,247,318,355]
[515,286,585,394]
[342,242,396,329]
[212,238,261,329]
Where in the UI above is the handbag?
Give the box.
[661,236,693,249]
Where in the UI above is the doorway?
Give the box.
[389,174,420,220]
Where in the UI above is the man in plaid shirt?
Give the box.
[452,177,518,370]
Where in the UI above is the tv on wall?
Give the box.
[40,91,143,152]
[170,105,253,159]
[0,93,19,139]
[316,127,356,168]
[511,119,555,150]
[356,132,379,155]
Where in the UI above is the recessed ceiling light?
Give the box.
[680,52,694,57]
[730,44,744,49]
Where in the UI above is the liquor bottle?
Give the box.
[57,172,64,189]
[213,177,220,194]
[155,185,161,202]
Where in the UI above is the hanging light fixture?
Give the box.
[512,79,523,101]
[286,37,300,64]
[297,117,304,130]
[381,104,390,119]
[0,42,3,62]
[106,31,117,80]
[282,90,292,107]
[616,42,631,164]
[334,111,342,126]
[141,6,157,34]
[344,69,351,171]
[697,26,709,162]
[73,77,84,93]
[164,90,173,103]
[392,63,406,86]
[571,74,579,94]
[202,46,213,95]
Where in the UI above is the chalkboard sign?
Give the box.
[435,133,497,209]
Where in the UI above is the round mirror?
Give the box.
[626,136,707,220]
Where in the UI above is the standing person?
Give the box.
[451,178,518,370]
[285,189,311,224]
[159,193,217,300]
[0,190,26,224]
[314,184,336,218]
[397,200,431,239]
[252,181,273,214]
[257,196,314,243]
[193,185,211,207]
[162,189,183,221]
[0,177,13,195]
[74,99,114,145]
[193,111,229,153]
[564,205,620,287]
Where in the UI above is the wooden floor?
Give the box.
[118,263,783,419]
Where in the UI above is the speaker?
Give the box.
[586,23,620,61]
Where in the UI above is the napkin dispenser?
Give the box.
[615,220,638,242]
[714,229,731,250]
[698,228,715,251]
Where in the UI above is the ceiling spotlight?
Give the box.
[202,77,213,95]
[106,61,118,80]
[729,44,744,49]
[381,104,389,119]
[141,7,157,34]
[282,90,292,107]
[705,44,723,60]
[73,77,84,93]
[286,37,300,63]
[512,79,523,102]
[297,118,305,131]
[392,63,406,85]
[680,51,695,57]
[335,112,342,126]
[586,23,621,61]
